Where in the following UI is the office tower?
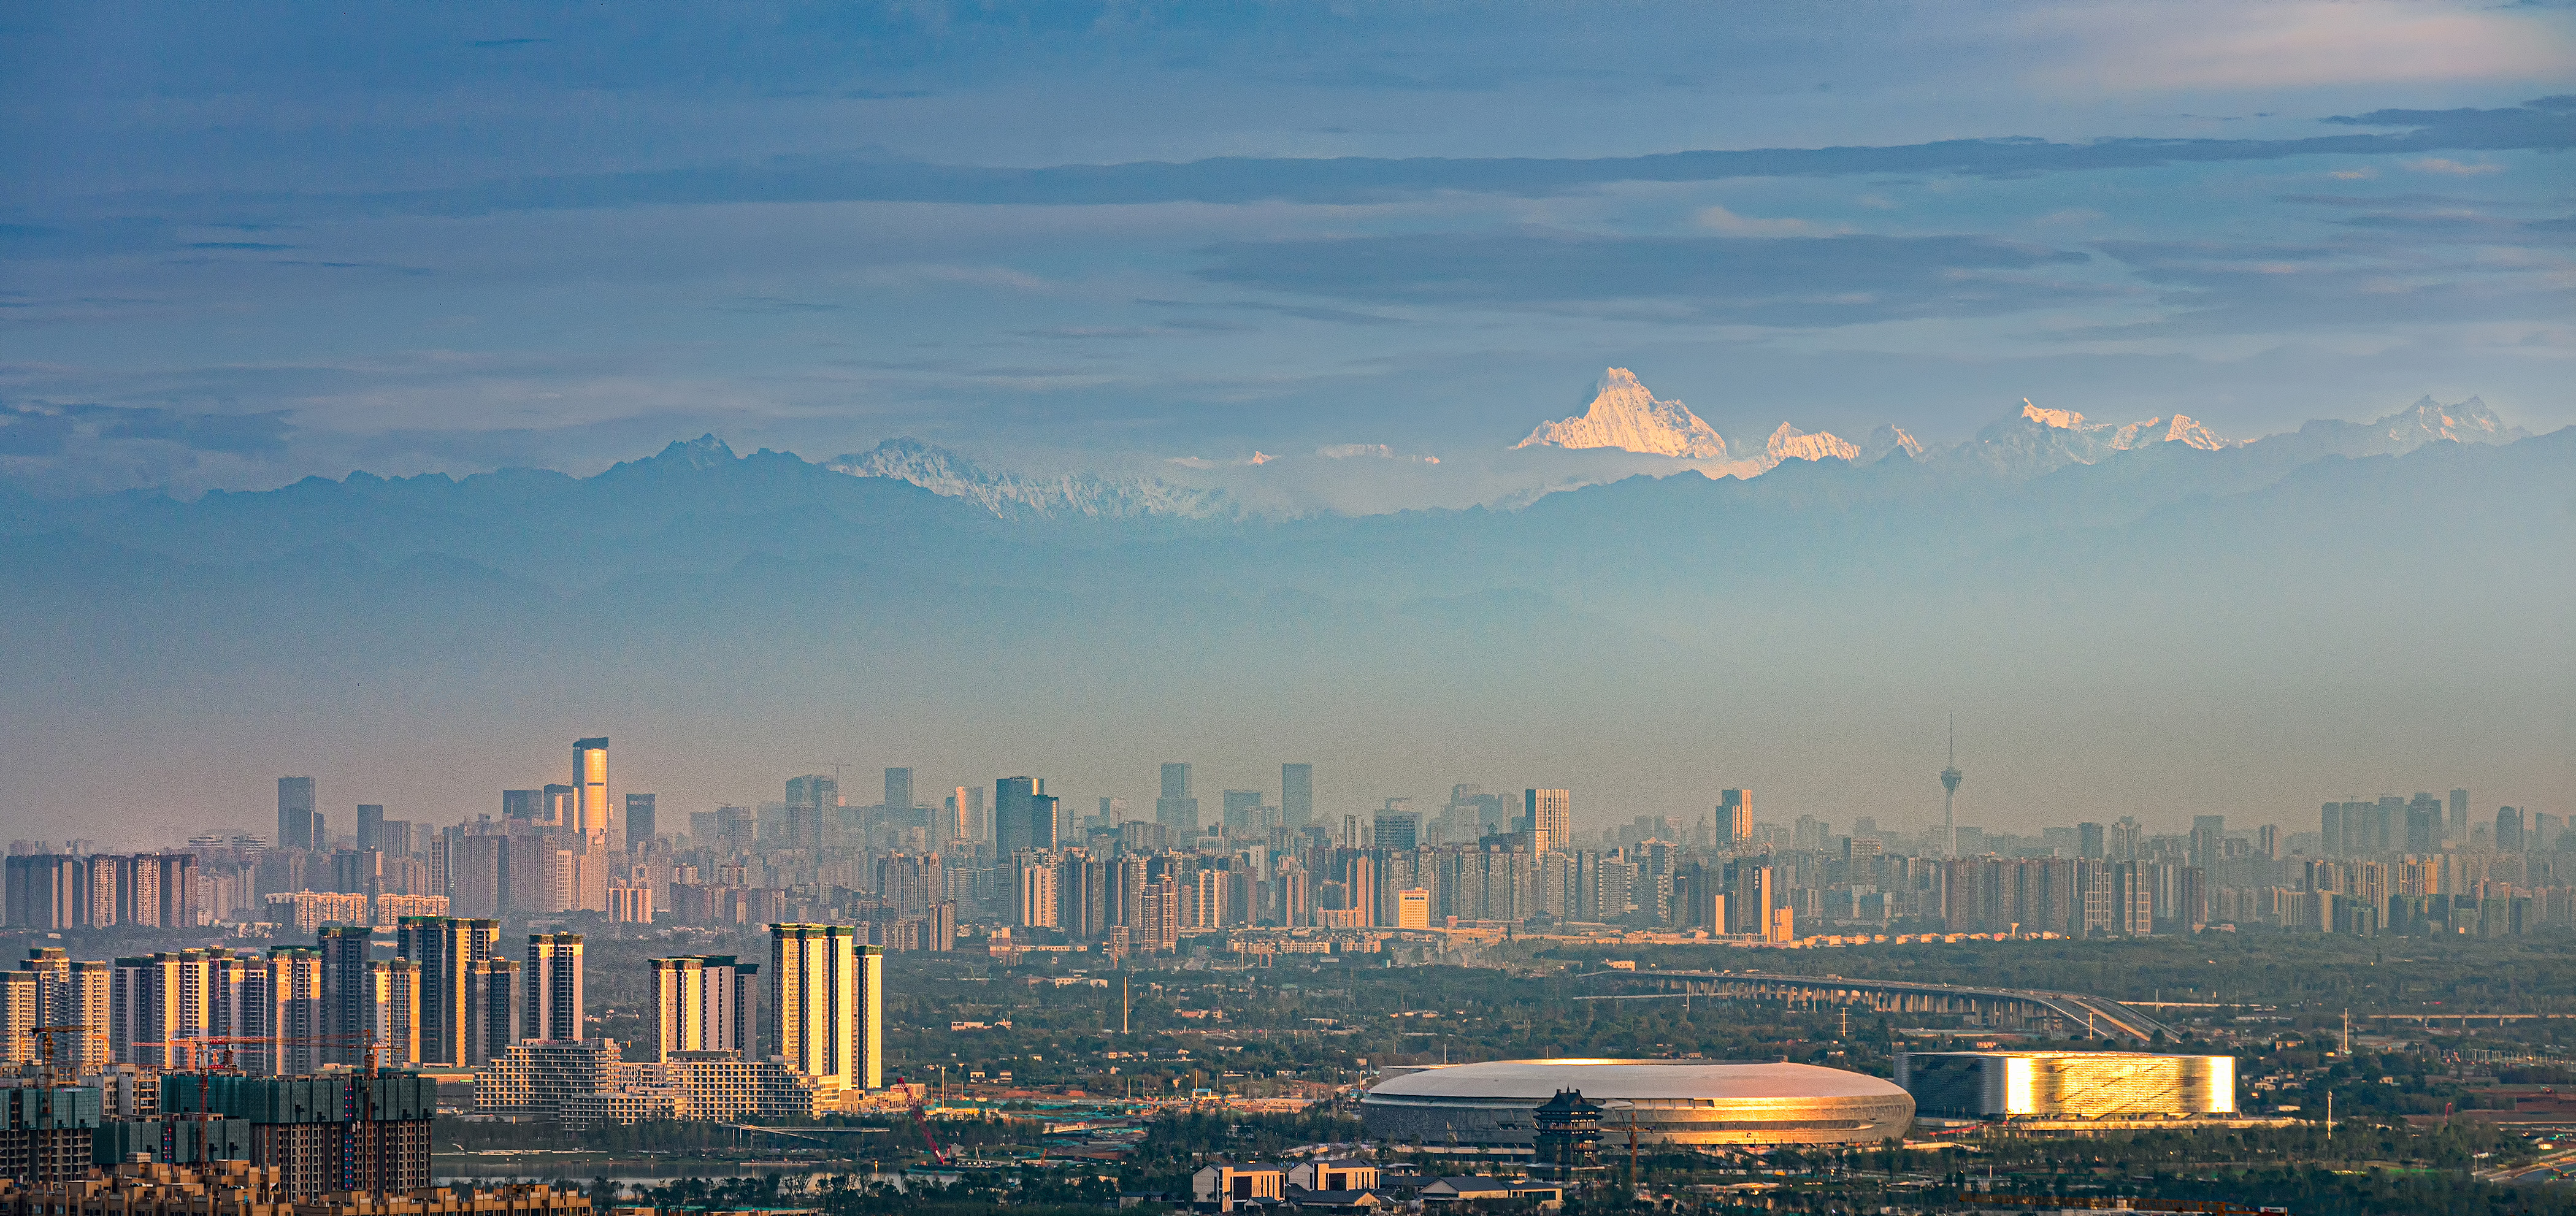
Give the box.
[650,954,757,1062]
[543,784,575,826]
[996,777,1055,855]
[1222,790,1264,832]
[318,925,373,1066]
[502,790,543,821]
[1526,789,1571,855]
[572,738,611,837]
[885,768,914,819]
[396,916,499,1066]
[2451,788,2471,844]
[2257,824,2279,861]
[362,959,420,1067]
[355,805,385,851]
[1720,789,1752,849]
[1724,862,1773,936]
[772,924,882,1091]
[623,793,656,851]
[784,776,837,852]
[1156,763,1200,834]
[2405,795,2442,853]
[2077,822,2106,860]
[524,933,583,1042]
[716,805,754,854]
[1282,764,1314,828]
[278,778,318,851]
[1373,807,1420,851]
[2499,806,2526,852]
[2320,803,2342,855]
[464,958,519,1066]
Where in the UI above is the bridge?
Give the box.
[1574,969,2175,1043]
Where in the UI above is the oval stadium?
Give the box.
[1360,1059,1915,1147]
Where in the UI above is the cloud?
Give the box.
[1698,206,1839,237]
[2404,158,2505,176]
[2027,2,2576,90]
[0,401,293,459]
[1195,229,2101,326]
[58,99,2574,220]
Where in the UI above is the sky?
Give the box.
[4,1,2573,497]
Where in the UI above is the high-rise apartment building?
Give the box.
[624,794,656,850]
[1282,764,1313,828]
[648,954,757,1062]
[1720,790,1752,849]
[573,738,611,838]
[771,924,883,1092]
[464,957,519,1066]
[526,933,584,1042]
[1525,789,1571,856]
[318,925,373,1066]
[278,778,318,851]
[362,959,420,1068]
[395,916,499,1066]
[1156,763,1199,834]
[884,768,914,818]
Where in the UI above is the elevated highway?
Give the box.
[1577,969,2175,1043]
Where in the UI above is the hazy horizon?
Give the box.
[4,3,2570,849]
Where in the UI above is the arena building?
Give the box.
[1896,1051,2236,1119]
[1359,1059,1915,1147]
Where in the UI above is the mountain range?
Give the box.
[0,378,2564,839]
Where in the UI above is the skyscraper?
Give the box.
[1525,789,1571,855]
[573,738,611,837]
[2499,806,2526,852]
[464,957,519,1066]
[2077,822,2106,860]
[318,925,373,1066]
[2450,788,2471,844]
[395,916,499,1066]
[771,923,882,1092]
[884,768,914,818]
[1281,763,1314,828]
[526,933,583,1042]
[785,776,838,851]
[278,778,318,851]
[995,777,1054,855]
[1720,789,1752,849]
[356,805,386,851]
[1222,790,1265,832]
[624,793,656,850]
[1156,763,1199,834]
[649,954,756,1062]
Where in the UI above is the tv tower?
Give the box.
[1939,714,1963,858]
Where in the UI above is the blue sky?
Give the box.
[4,1,2572,497]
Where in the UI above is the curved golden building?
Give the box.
[1360,1059,1914,1147]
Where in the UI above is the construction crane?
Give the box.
[902,1085,954,1166]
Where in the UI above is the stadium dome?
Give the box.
[1360,1059,1914,1147]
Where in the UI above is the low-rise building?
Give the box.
[1194,1164,1286,1211]
[0,1160,591,1216]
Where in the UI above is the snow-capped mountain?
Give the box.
[1514,368,1731,459]
[1765,422,1860,463]
[828,437,1232,521]
[1858,424,1925,464]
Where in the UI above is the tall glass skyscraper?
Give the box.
[1282,763,1313,828]
[572,738,610,836]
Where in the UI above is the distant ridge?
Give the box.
[828,436,1233,521]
